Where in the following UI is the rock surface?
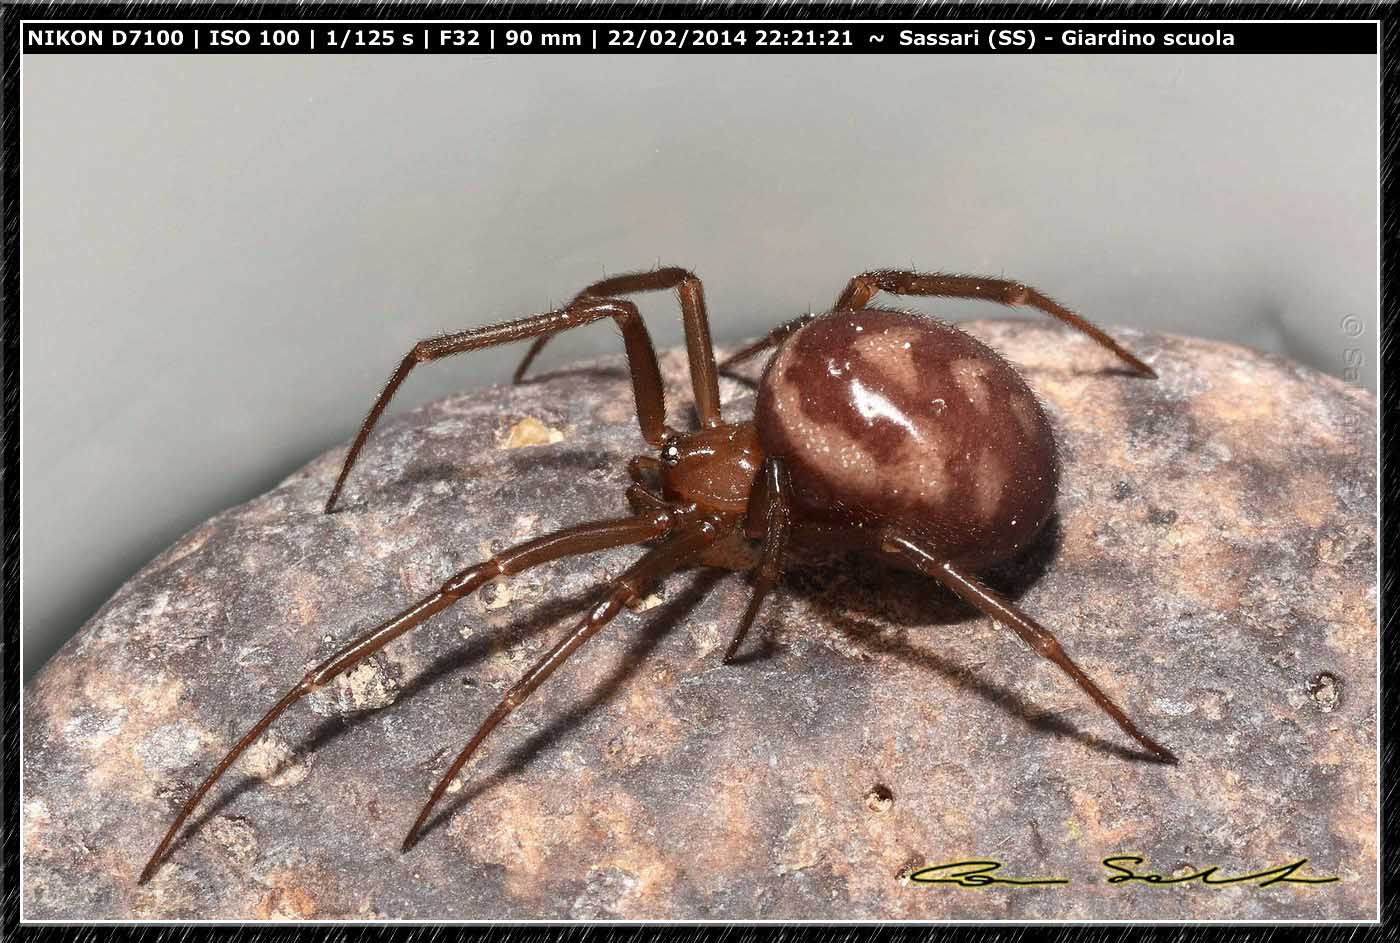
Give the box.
[23,321,1377,920]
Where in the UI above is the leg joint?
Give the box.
[443,561,501,597]
[582,268,694,299]
[592,594,627,623]
[573,295,643,328]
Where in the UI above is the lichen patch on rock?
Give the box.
[501,416,565,449]
[241,734,308,788]
[306,656,402,717]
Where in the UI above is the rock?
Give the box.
[22,321,1377,919]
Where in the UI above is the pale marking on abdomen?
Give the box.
[972,448,1009,522]
[770,327,952,507]
[1010,396,1039,438]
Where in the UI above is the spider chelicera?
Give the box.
[140,266,1174,884]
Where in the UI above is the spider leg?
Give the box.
[138,509,678,884]
[402,515,726,851]
[716,313,818,372]
[621,458,672,515]
[326,296,670,513]
[883,532,1177,764]
[628,455,664,486]
[834,270,1156,378]
[626,487,670,517]
[512,268,724,429]
[724,459,791,663]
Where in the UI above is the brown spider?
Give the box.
[140,267,1174,884]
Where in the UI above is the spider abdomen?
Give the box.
[754,308,1059,570]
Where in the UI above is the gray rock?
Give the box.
[22,322,1377,919]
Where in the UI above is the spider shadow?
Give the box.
[514,364,631,388]
[337,447,619,514]
[412,567,727,845]
[171,581,617,860]
[836,621,1159,765]
[745,513,1065,642]
[740,517,1162,764]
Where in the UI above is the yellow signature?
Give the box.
[908,856,1338,889]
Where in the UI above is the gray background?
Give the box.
[22,54,1378,680]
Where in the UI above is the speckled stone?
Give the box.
[22,321,1377,920]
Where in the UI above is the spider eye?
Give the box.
[661,443,683,467]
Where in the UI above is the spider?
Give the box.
[140,267,1175,884]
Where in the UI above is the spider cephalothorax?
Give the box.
[656,422,765,514]
[142,266,1172,885]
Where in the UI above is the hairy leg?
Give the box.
[884,532,1176,763]
[139,509,679,883]
[327,297,669,513]
[514,267,724,428]
[835,270,1155,377]
[402,515,727,849]
[724,459,791,662]
[716,313,818,372]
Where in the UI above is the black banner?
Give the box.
[17,20,1380,56]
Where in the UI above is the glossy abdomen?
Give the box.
[754,308,1059,570]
